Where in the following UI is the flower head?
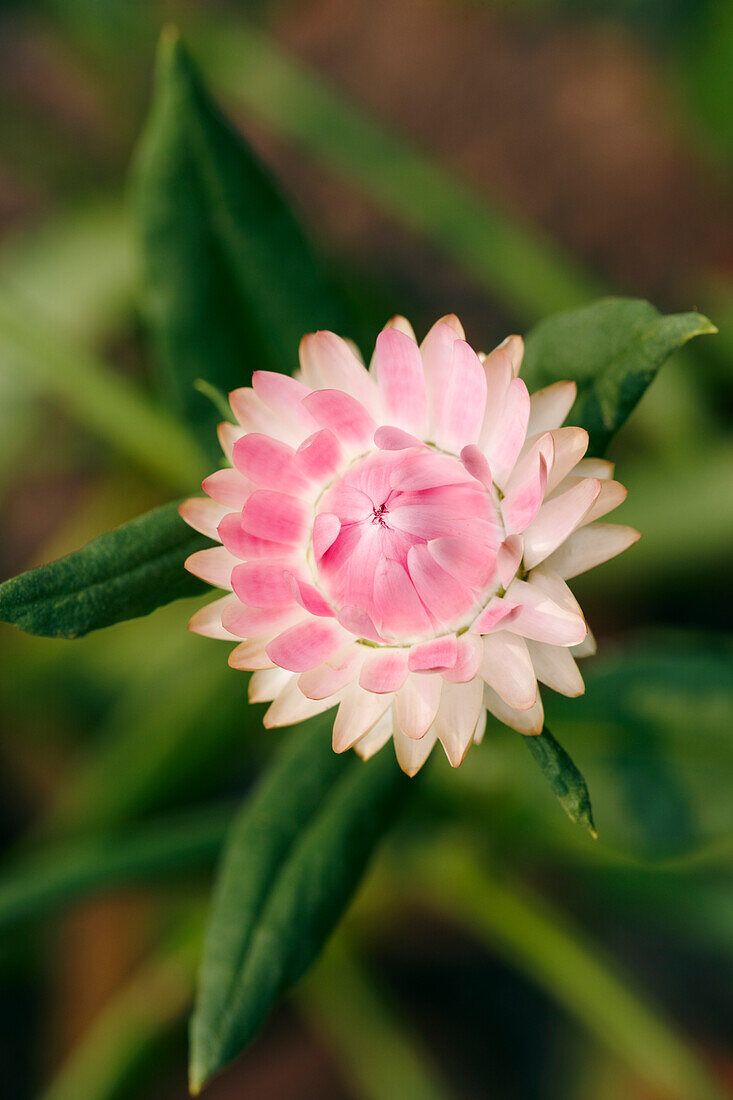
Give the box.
[180,315,639,775]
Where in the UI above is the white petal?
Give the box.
[393,725,438,776]
[228,639,276,670]
[479,631,537,710]
[484,684,544,735]
[522,477,601,569]
[249,667,292,703]
[572,627,597,658]
[179,497,228,540]
[544,523,640,580]
[395,673,442,739]
[525,640,585,697]
[354,710,395,761]
[188,595,240,639]
[263,679,342,727]
[435,679,483,767]
[527,380,576,436]
[545,427,589,492]
[332,683,394,753]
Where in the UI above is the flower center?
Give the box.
[313,448,502,643]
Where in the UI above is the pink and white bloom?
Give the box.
[180,316,639,775]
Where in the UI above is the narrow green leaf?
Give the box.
[0,501,207,638]
[201,21,598,321]
[522,297,716,453]
[133,29,362,457]
[190,717,410,1093]
[524,726,596,838]
[0,804,231,933]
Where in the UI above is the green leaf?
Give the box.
[132,29,362,458]
[523,726,596,838]
[522,297,716,453]
[190,716,410,1093]
[0,501,207,638]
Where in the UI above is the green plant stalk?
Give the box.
[0,292,207,490]
[408,840,725,1100]
[297,936,457,1100]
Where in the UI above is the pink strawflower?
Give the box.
[180,316,639,775]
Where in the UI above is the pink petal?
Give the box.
[301,331,380,416]
[471,597,520,635]
[218,512,290,560]
[497,535,523,588]
[241,490,308,545]
[179,497,228,541]
[231,561,293,607]
[479,349,513,447]
[373,327,428,435]
[407,544,476,626]
[484,378,530,488]
[233,433,309,493]
[303,389,376,449]
[396,673,442,739]
[420,319,462,435]
[185,546,236,589]
[298,645,363,699]
[427,536,496,589]
[523,477,601,569]
[286,573,334,617]
[312,512,342,561]
[229,387,285,438]
[222,601,301,639]
[203,468,253,509]
[527,380,577,436]
[434,340,487,452]
[374,426,427,451]
[501,453,548,536]
[373,558,432,638]
[460,444,492,489]
[442,634,483,682]
[251,371,318,442]
[502,578,586,646]
[359,649,410,694]
[337,605,385,643]
[388,450,468,492]
[296,429,344,483]
[266,618,346,673]
[408,635,459,673]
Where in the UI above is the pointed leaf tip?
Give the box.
[524,726,597,837]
